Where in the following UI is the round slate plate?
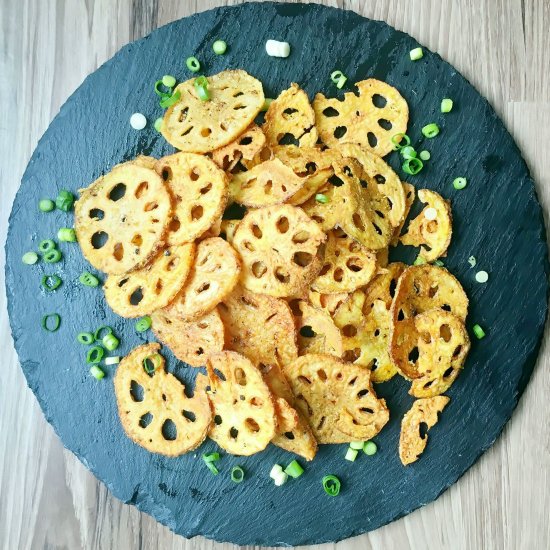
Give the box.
[5,2,549,546]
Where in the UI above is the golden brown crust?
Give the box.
[211,123,266,171]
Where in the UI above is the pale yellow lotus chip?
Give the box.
[312,229,377,294]
[308,289,349,315]
[200,216,222,239]
[161,70,264,153]
[218,285,298,368]
[197,351,276,455]
[75,161,172,274]
[220,219,240,243]
[114,343,211,456]
[399,396,450,465]
[151,308,224,367]
[264,83,318,147]
[313,78,409,157]
[233,204,326,297]
[211,124,266,171]
[400,189,452,261]
[284,354,389,443]
[155,152,228,245]
[391,182,415,246]
[104,243,195,318]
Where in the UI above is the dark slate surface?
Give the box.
[5,2,549,546]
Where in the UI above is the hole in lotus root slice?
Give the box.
[75,161,172,274]
[161,70,265,153]
[400,189,452,261]
[104,243,195,318]
[399,396,450,465]
[196,351,276,456]
[284,354,389,444]
[211,123,266,172]
[114,343,211,456]
[154,152,228,245]
[313,78,409,157]
[233,204,326,297]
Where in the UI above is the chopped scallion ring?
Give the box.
[154,117,163,132]
[77,332,94,345]
[87,346,105,364]
[414,255,427,266]
[89,365,105,380]
[270,464,284,479]
[194,76,210,101]
[475,270,489,283]
[104,356,121,365]
[203,452,221,463]
[284,460,304,478]
[159,90,181,108]
[349,441,364,450]
[38,239,56,253]
[419,150,431,161]
[441,98,454,113]
[468,256,477,268]
[453,177,467,190]
[261,98,273,112]
[472,324,486,339]
[400,145,417,159]
[330,70,348,89]
[424,207,438,221]
[22,251,38,265]
[315,193,329,204]
[94,325,113,341]
[79,271,100,287]
[345,448,358,462]
[154,79,171,97]
[402,157,424,175]
[322,474,341,496]
[102,333,120,351]
[186,56,201,72]
[433,259,444,267]
[421,123,440,138]
[43,249,62,263]
[363,440,378,455]
[55,190,74,212]
[409,47,424,61]
[391,133,411,150]
[213,40,227,55]
[42,313,61,332]
[58,228,77,242]
[162,74,176,88]
[41,274,62,291]
[135,316,152,332]
[231,466,245,483]
[39,199,55,212]
[142,353,162,374]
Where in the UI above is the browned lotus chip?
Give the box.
[161,70,264,153]
[284,354,389,443]
[114,343,211,456]
[233,204,326,297]
[308,289,350,315]
[197,351,276,455]
[154,152,227,245]
[220,219,240,243]
[104,243,195,318]
[391,182,415,246]
[211,124,266,171]
[218,285,298,367]
[264,83,318,147]
[376,247,389,267]
[313,78,409,157]
[75,161,172,274]
[400,189,452,261]
[312,229,377,294]
[364,262,407,310]
[151,308,224,367]
[399,396,450,465]
[169,237,241,322]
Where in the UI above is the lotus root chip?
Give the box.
[308,289,350,315]
[376,247,389,267]
[114,343,211,456]
[400,189,452,261]
[211,124,266,171]
[220,219,241,244]
[198,351,276,455]
[313,78,409,157]
[284,354,389,443]
[151,308,224,367]
[161,70,264,153]
[155,152,228,245]
[75,161,172,274]
[233,204,326,297]
[399,396,450,465]
[391,182,415,246]
[104,243,195,318]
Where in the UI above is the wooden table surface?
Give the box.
[1,1,549,549]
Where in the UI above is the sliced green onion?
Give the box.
[135,316,152,332]
[391,133,411,150]
[421,123,440,138]
[349,441,364,450]
[102,333,119,351]
[441,98,453,113]
[414,255,427,266]
[142,353,162,374]
[42,313,61,332]
[453,177,467,190]
[270,464,284,479]
[194,76,210,101]
[468,255,477,268]
[345,448,358,462]
[419,150,431,161]
[261,98,273,112]
[104,356,121,365]
[284,460,304,479]
[330,70,347,89]
[22,251,38,265]
[409,47,424,61]
[205,461,219,475]
[55,190,74,211]
[79,271,100,287]
[162,74,176,88]
[58,228,77,242]
[154,79,171,97]
[322,475,341,496]
[400,145,417,159]
[315,193,329,204]
[213,40,227,55]
[38,239,56,253]
[39,199,55,212]
[472,324,486,340]
[154,117,163,132]
[186,56,201,72]
[43,249,62,263]
[433,259,445,267]
[402,157,424,175]
[87,346,104,364]
[41,274,62,291]
[89,365,105,380]
[274,472,288,486]
[363,441,378,455]
[159,90,181,108]
[77,332,94,345]
[231,466,245,483]
[203,452,221,463]
[94,325,113,341]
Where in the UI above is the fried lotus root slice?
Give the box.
[264,83,318,147]
[391,182,415,246]
[308,289,349,315]
[75,161,172,274]
[161,70,264,153]
[155,152,228,245]
[312,230,377,294]
[151,308,224,367]
[284,354,389,443]
[233,204,326,297]
[400,189,452,261]
[198,351,276,455]
[211,124,266,171]
[220,219,240,244]
[313,78,409,157]
[104,243,195,318]
[172,237,241,321]
[114,343,211,456]
[218,285,298,367]
[399,396,450,465]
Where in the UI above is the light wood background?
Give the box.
[1,1,549,549]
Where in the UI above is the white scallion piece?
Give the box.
[468,256,477,268]
[130,113,147,130]
[265,39,290,58]
[274,472,288,486]
[270,464,284,479]
[424,207,438,221]
[475,270,489,283]
[104,356,121,365]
